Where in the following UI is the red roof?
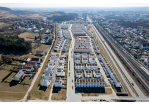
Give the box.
[28,61,36,65]
[23,66,32,69]
[31,58,40,61]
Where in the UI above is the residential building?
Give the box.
[31,58,40,64]
[75,58,81,64]
[84,70,92,78]
[54,78,63,87]
[93,70,101,78]
[12,70,24,81]
[75,70,83,78]
[27,61,37,67]
[86,63,98,70]
[35,51,45,56]
[23,66,34,72]
[75,64,85,70]
[40,79,50,87]
[82,58,88,64]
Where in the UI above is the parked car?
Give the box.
[131,83,134,86]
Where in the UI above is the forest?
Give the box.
[0,36,32,52]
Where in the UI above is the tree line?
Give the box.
[0,36,32,52]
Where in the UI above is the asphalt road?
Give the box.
[66,24,82,102]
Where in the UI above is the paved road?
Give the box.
[89,17,145,97]
[66,24,82,102]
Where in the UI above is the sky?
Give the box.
[0,0,149,8]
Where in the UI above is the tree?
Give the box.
[46,39,52,45]
[35,36,37,40]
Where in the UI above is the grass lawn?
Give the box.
[19,32,39,41]
[51,88,66,100]
[35,44,51,53]
[0,91,25,102]
[4,72,16,82]
[29,83,52,100]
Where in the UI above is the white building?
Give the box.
[89,58,96,64]
[75,64,85,70]
[56,68,65,76]
[84,70,92,78]
[12,71,24,81]
[82,53,88,58]
[41,79,50,87]
[44,71,51,80]
[74,53,80,58]
[75,70,83,78]
[82,58,88,64]
[54,78,63,87]
[75,58,81,64]
[112,74,121,87]
[89,54,95,58]
[93,70,101,78]
[76,79,105,88]
[86,63,98,70]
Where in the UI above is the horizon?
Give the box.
[1,0,149,8]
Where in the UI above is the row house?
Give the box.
[89,54,95,58]
[75,70,83,78]
[82,58,88,64]
[56,68,65,77]
[82,53,88,58]
[93,70,101,78]
[54,39,64,52]
[74,48,90,53]
[76,79,105,88]
[75,58,81,64]
[54,78,63,87]
[112,74,121,87]
[75,64,85,70]
[89,58,96,64]
[84,70,92,78]
[74,53,80,58]
[86,63,98,70]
